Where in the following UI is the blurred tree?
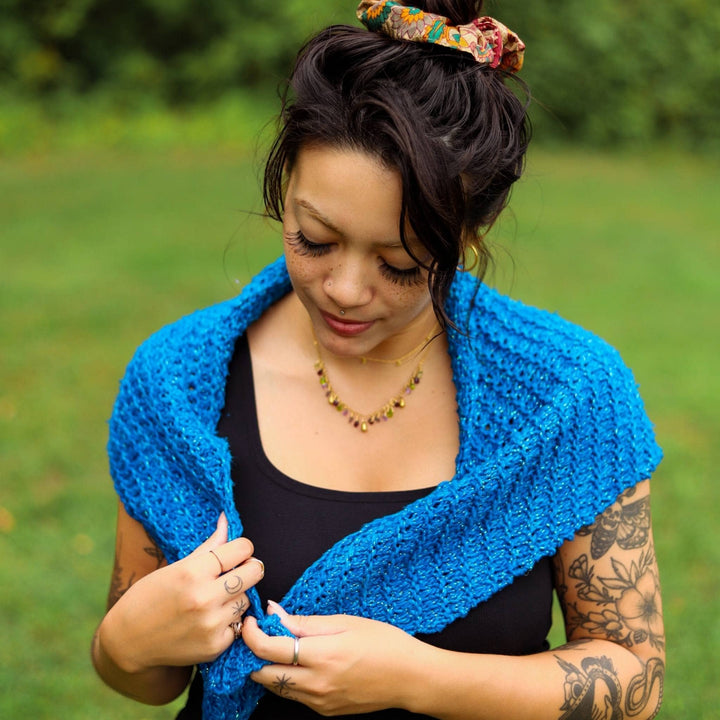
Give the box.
[0,0,347,103]
[0,0,717,146]
[495,0,720,145]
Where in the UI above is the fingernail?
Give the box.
[267,599,286,615]
[247,557,265,576]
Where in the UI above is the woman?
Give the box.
[91,2,665,719]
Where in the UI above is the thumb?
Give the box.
[267,601,347,638]
[190,512,228,555]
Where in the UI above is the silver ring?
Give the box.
[230,621,242,640]
[291,635,300,666]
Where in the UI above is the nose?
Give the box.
[323,260,373,310]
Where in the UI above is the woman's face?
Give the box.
[283,144,436,359]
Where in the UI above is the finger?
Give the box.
[243,615,308,667]
[253,665,306,703]
[227,620,244,643]
[267,602,345,638]
[189,513,229,556]
[217,555,265,596]
[227,594,251,623]
[213,512,228,546]
[222,591,251,647]
[216,537,256,569]
[201,536,255,578]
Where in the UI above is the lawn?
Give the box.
[0,141,717,719]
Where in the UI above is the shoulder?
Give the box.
[121,258,292,387]
[106,260,291,556]
[126,296,242,379]
[448,273,661,480]
[449,272,636,398]
[109,258,292,450]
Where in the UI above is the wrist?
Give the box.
[396,638,446,715]
[92,617,192,705]
[95,605,149,675]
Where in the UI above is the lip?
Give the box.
[321,311,375,337]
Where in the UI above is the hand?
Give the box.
[101,514,265,673]
[244,602,430,716]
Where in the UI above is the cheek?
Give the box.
[284,249,317,286]
[385,284,433,317]
[284,254,336,305]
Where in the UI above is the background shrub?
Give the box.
[1,1,718,145]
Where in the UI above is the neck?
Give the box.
[328,307,442,367]
[359,322,441,366]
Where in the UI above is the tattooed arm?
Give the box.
[91,501,264,705]
[106,502,167,611]
[245,480,664,720]
[91,501,193,704]
[551,479,664,719]
[424,478,664,720]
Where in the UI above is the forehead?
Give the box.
[288,145,406,240]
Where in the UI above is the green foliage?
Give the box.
[494,0,720,146]
[0,90,279,156]
[1,0,718,144]
[0,0,346,104]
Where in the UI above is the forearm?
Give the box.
[405,639,663,720]
[91,620,192,705]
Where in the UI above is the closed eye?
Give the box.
[284,229,331,257]
[378,261,424,286]
[286,229,424,286]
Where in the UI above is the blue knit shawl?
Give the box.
[108,257,662,719]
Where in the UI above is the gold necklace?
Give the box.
[359,325,439,366]
[312,331,431,433]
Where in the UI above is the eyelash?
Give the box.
[285,230,330,258]
[285,230,424,286]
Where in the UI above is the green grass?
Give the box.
[1,143,717,718]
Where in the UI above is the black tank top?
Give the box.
[177,334,553,719]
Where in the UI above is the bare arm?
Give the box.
[550,479,664,718]
[410,479,665,720]
[91,501,264,705]
[245,479,664,719]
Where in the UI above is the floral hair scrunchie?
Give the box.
[356,0,525,72]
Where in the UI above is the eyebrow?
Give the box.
[295,199,343,234]
[294,198,406,249]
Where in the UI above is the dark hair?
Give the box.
[264,0,530,328]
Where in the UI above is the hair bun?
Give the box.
[417,0,484,25]
[357,2,524,72]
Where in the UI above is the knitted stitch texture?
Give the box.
[108,257,662,720]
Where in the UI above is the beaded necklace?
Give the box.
[311,327,436,433]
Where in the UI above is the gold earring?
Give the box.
[457,244,480,272]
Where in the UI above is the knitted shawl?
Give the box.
[108,257,662,720]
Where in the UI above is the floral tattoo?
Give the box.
[553,487,664,719]
[555,487,664,653]
[561,546,664,652]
